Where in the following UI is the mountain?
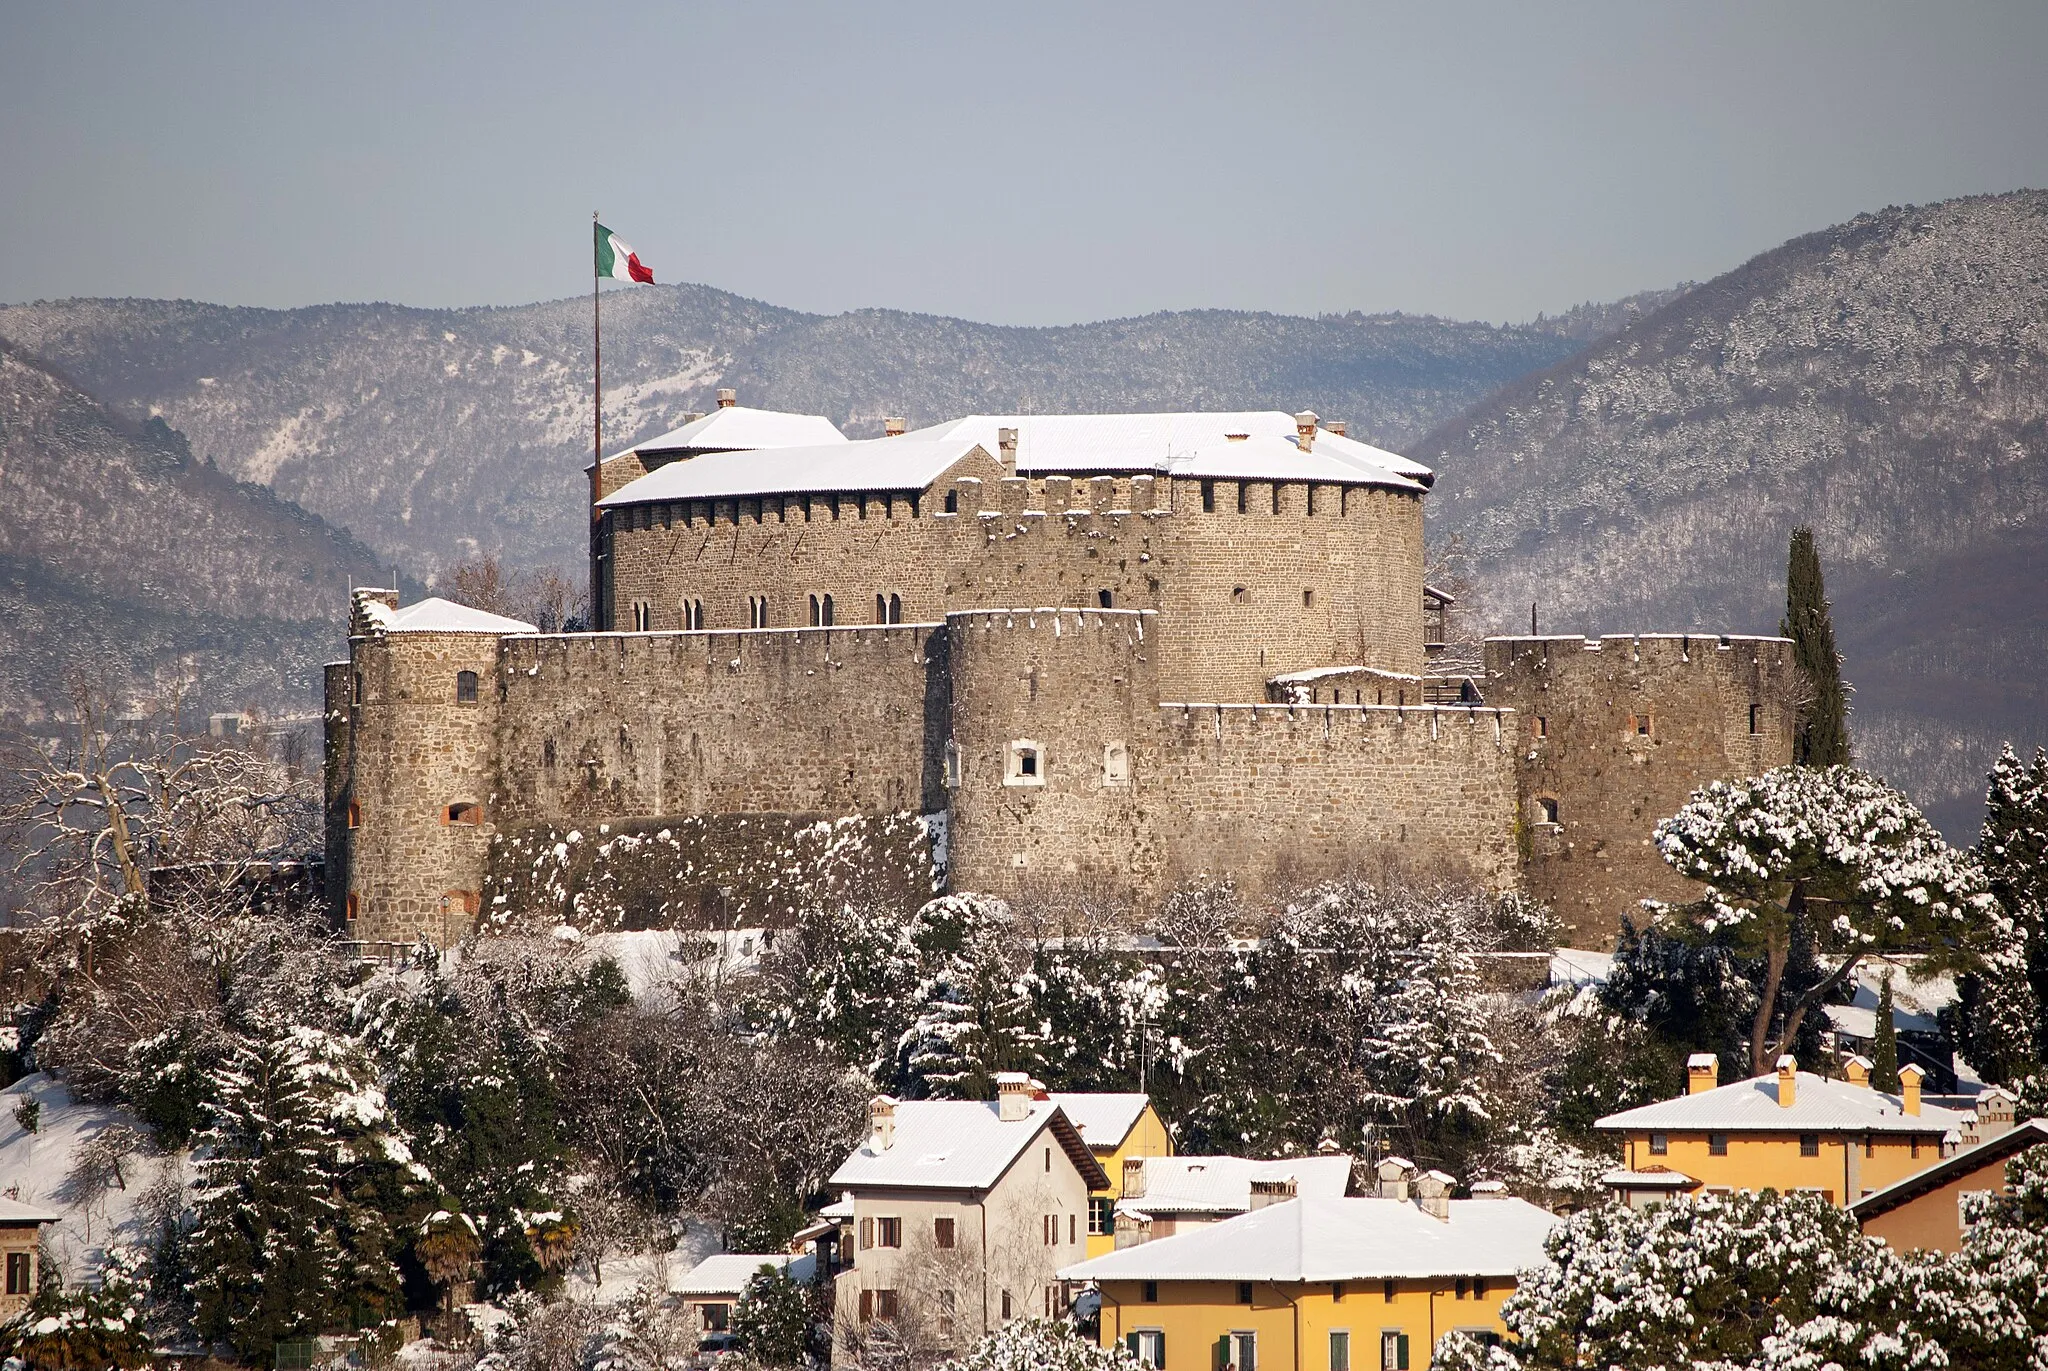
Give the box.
[1419,189,2048,839]
[0,342,397,720]
[0,290,1588,578]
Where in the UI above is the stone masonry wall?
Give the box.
[344,630,506,946]
[1484,634,1802,945]
[1151,703,1521,902]
[601,453,1424,703]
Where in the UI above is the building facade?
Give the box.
[327,403,1804,945]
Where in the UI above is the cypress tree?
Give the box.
[1782,526,1852,765]
[1870,973,1901,1093]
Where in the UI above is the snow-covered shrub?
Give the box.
[0,1243,152,1370]
[940,1319,1132,1371]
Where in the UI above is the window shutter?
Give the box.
[1127,1333,1140,1360]
[859,1289,872,1322]
[1216,1334,1232,1370]
[1397,1334,1410,1371]
[1156,1333,1166,1368]
[1242,1334,1257,1371]
[859,1217,873,1250]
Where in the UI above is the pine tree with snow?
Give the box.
[186,1023,425,1361]
[1782,525,1851,766]
[1655,764,1992,1075]
[1959,743,2048,1075]
[1870,971,1901,1092]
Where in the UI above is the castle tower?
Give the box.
[335,591,535,946]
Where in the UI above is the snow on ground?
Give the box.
[555,1216,724,1305]
[1548,948,1614,987]
[0,1072,185,1283]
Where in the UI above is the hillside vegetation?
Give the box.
[0,343,394,718]
[1421,190,2048,836]
[0,290,1585,575]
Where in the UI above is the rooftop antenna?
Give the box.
[1531,602,1538,636]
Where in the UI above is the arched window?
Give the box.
[748,596,769,629]
[543,738,556,769]
[889,593,903,623]
[1749,703,1762,734]
[809,595,821,627]
[455,670,479,704]
[876,594,889,624]
[822,594,835,626]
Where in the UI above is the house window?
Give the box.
[1001,1290,1012,1321]
[1536,797,1560,824]
[1098,589,1114,608]
[1090,1197,1114,1235]
[345,893,360,922]
[630,600,651,632]
[1232,586,1248,604]
[445,801,482,825]
[944,740,962,789]
[822,594,835,626]
[876,1217,902,1248]
[934,1217,956,1249]
[1237,1281,1254,1305]
[1455,1278,1468,1299]
[352,671,364,706]
[889,593,903,623]
[1649,1132,1668,1155]
[748,596,770,629]
[1043,1214,1057,1245]
[809,595,821,627]
[1005,740,1045,787]
[1800,1133,1820,1157]
[701,1302,730,1332]
[876,594,888,623]
[1202,480,1216,513]
[945,489,959,514]
[1709,1133,1729,1156]
[1224,1331,1257,1371]
[1330,1331,1351,1371]
[876,1289,898,1320]
[5,1252,32,1296]
[1382,1280,1395,1303]
[455,670,479,703]
[1631,712,1654,737]
[1046,1147,1053,1173]
[1303,589,1315,608]
[1143,1281,1159,1303]
[1380,1331,1410,1371]
[1128,1330,1165,1368]
[1070,1214,1077,1245]
[1236,483,1248,515]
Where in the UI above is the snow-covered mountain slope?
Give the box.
[1419,189,2048,838]
[0,342,396,718]
[0,288,1586,577]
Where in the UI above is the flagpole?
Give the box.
[591,210,603,630]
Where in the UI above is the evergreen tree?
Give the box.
[1870,973,1901,1092]
[1968,744,2048,1070]
[1782,526,1852,766]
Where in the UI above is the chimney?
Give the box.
[1413,1169,1453,1222]
[1122,1157,1147,1200]
[1469,1180,1508,1199]
[1375,1156,1415,1201]
[1687,1053,1720,1095]
[1294,411,1319,451]
[681,411,704,426]
[996,1071,1032,1122]
[1249,1178,1298,1211]
[1975,1087,2016,1143]
[1328,420,1347,437]
[869,1095,897,1152]
[997,426,1018,474]
[1843,1055,1872,1089]
[717,388,737,408]
[884,416,907,437]
[1776,1054,1798,1108]
[1900,1064,1924,1116]
[1027,1078,1051,1101]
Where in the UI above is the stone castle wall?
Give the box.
[600,457,1424,703]
[1483,634,1802,943]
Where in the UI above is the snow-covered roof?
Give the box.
[909,413,1430,487]
[360,596,538,636]
[1163,434,1423,491]
[601,437,984,507]
[1048,1093,1152,1151]
[1119,1154,1354,1216]
[0,1196,61,1225]
[1850,1119,2048,1221]
[673,1251,815,1297]
[1599,1167,1698,1190]
[1596,1072,1966,1135]
[830,1099,1106,1192]
[1060,1196,1557,1283]
[622,405,847,459]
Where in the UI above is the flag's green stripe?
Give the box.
[594,223,616,278]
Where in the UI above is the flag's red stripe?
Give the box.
[626,252,654,284]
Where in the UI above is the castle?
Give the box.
[325,393,1802,947]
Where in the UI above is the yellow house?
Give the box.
[1852,1117,2048,1254]
[0,1197,59,1319]
[1061,1179,1558,1371]
[1596,1054,1965,1208]
[1051,1092,1175,1258]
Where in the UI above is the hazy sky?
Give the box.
[4,2,2046,326]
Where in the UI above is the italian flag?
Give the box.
[594,223,654,283]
